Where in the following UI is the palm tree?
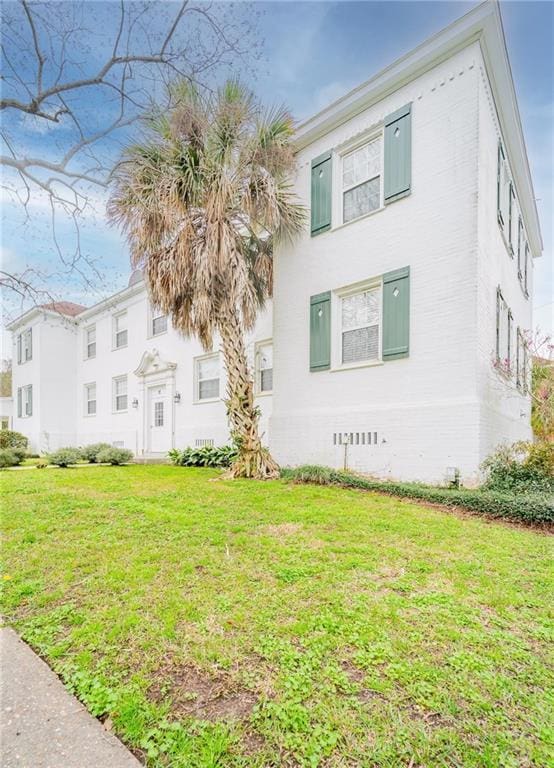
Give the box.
[108,80,305,478]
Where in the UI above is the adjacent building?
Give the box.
[6,2,541,483]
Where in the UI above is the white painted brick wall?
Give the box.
[270,43,522,484]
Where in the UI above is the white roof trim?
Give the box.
[6,306,79,332]
[295,0,542,255]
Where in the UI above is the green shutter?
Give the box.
[17,388,22,418]
[384,104,411,203]
[382,267,410,359]
[311,152,332,235]
[27,385,33,416]
[310,291,331,370]
[497,142,504,224]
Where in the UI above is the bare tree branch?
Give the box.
[1,0,262,314]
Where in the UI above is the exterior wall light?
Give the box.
[173,392,181,404]
[131,398,139,409]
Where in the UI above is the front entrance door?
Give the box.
[147,384,171,453]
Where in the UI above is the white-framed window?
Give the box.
[151,312,168,337]
[337,284,381,366]
[84,382,97,416]
[341,136,382,224]
[17,328,33,364]
[516,328,526,392]
[255,341,273,394]
[85,325,96,359]
[17,384,33,417]
[113,312,128,349]
[523,244,529,297]
[496,288,512,370]
[195,354,220,402]
[517,217,524,278]
[113,375,128,412]
[508,183,517,256]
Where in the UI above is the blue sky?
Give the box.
[2,0,552,339]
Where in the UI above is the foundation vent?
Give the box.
[195,438,215,448]
[333,432,378,446]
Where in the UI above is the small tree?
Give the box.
[109,81,305,479]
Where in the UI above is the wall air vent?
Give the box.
[333,432,379,446]
[195,438,214,448]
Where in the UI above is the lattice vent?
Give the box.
[195,438,215,448]
[333,432,378,446]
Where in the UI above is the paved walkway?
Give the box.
[1,628,142,768]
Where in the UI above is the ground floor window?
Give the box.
[340,285,381,365]
[256,341,273,393]
[113,376,128,412]
[195,354,220,401]
[17,385,33,417]
[85,382,97,416]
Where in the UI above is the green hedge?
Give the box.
[0,429,28,450]
[281,465,554,525]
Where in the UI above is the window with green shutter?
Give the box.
[382,267,410,359]
[311,152,332,235]
[384,104,411,204]
[17,387,22,418]
[310,291,331,370]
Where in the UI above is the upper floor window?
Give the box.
[255,341,273,394]
[496,288,512,371]
[340,286,380,365]
[113,375,128,412]
[151,312,168,337]
[85,325,96,359]
[195,354,219,402]
[85,382,96,416]
[342,137,382,224]
[17,384,33,417]
[17,328,32,364]
[113,312,128,349]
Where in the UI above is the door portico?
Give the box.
[134,349,177,455]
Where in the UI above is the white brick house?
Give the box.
[6,2,541,483]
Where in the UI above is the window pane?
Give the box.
[342,139,380,190]
[199,356,219,380]
[152,315,167,335]
[116,394,127,411]
[259,344,273,369]
[87,400,96,415]
[261,368,273,392]
[342,290,379,330]
[115,378,127,395]
[343,177,380,222]
[342,325,379,364]
[199,378,219,400]
[116,329,128,348]
[87,341,96,358]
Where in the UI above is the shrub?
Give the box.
[47,448,82,467]
[96,447,134,465]
[0,448,24,467]
[168,444,237,468]
[79,443,112,463]
[481,441,554,493]
[282,465,554,525]
[0,429,28,450]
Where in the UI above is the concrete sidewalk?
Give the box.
[0,628,142,768]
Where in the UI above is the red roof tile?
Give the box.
[39,301,87,317]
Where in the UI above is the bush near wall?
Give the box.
[80,443,112,463]
[168,445,237,468]
[282,465,553,525]
[0,430,28,451]
[0,447,26,467]
[96,447,134,465]
[47,448,82,467]
[481,441,554,493]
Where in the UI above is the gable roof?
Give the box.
[295,0,542,256]
[39,301,87,317]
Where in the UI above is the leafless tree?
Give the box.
[1,0,262,312]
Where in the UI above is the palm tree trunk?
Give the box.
[218,309,279,479]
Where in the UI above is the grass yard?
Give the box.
[1,466,553,767]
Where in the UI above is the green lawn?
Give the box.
[1,466,553,767]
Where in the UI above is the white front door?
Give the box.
[147,384,171,453]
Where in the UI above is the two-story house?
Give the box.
[7,2,541,483]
